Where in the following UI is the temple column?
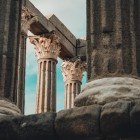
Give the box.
[16,7,38,114]
[0,0,22,116]
[75,0,140,107]
[61,59,86,109]
[29,33,61,113]
[17,32,27,114]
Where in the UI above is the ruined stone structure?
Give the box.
[62,59,86,109]
[75,0,140,107]
[0,0,86,115]
[0,0,140,140]
[17,7,39,114]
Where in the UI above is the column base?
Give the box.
[0,100,21,116]
[74,77,140,107]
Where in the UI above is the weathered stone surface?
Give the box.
[49,15,76,46]
[0,100,21,116]
[17,113,56,140]
[0,116,18,140]
[75,77,140,107]
[100,101,130,136]
[87,0,139,80]
[0,0,22,115]
[55,105,101,139]
[130,100,140,135]
[0,103,140,140]
[0,113,56,140]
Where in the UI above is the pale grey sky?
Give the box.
[30,0,86,37]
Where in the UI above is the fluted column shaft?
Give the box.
[29,33,61,113]
[17,32,27,114]
[64,80,81,109]
[62,59,86,109]
[0,0,22,115]
[36,59,57,113]
[87,0,140,81]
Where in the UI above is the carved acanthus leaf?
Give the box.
[29,34,61,60]
[61,59,86,82]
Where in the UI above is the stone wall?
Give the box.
[0,100,140,140]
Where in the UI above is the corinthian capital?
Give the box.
[62,59,86,83]
[29,33,61,60]
[21,7,38,33]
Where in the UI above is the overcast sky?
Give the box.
[25,0,86,115]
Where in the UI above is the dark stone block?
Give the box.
[0,115,18,140]
[16,113,56,140]
[100,101,130,136]
[55,105,101,139]
[130,100,140,136]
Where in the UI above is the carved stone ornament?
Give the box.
[21,7,38,33]
[29,34,61,60]
[61,59,86,82]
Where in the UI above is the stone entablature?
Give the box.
[61,59,86,83]
[29,33,61,60]
[21,7,38,33]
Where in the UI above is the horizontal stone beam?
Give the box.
[23,0,76,59]
[49,15,76,46]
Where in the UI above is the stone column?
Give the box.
[75,0,140,107]
[16,7,38,114]
[17,32,27,114]
[86,0,138,81]
[0,0,22,116]
[62,59,86,109]
[29,33,61,113]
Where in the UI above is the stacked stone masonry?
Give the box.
[0,100,140,140]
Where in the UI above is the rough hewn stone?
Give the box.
[0,116,18,140]
[17,113,56,140]
[100,101,130,136]
[130,100,140,136]
[0,103,139,140]
[75,77,140,107]
[55,105,101,139]
[0,100,21,116]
